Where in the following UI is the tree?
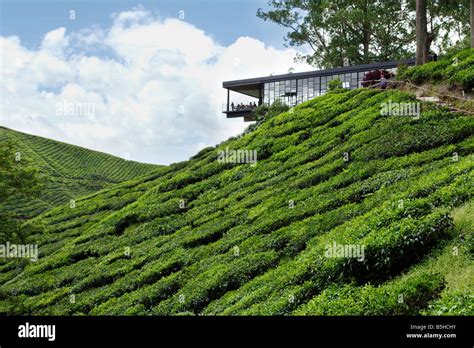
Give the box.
[415,0,429,65]
[0,140,42,243]
[413,0,469,64]
[257,0,414,68]
[258,0,470,68]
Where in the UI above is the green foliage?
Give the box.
[0,77,472,316]
[396,63,409,77]
[0,140,41,202]
[450,65,474,90]
[256,1,469,68]
[400,48,474,89]
[328,78,343,91]
[0,127,159,219]
[245,99,290,132]
[422,292,473,315]
[295,272,445,315]
[0,140,42,243]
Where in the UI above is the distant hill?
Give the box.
[0,127,160,218]
[1,84,472,316]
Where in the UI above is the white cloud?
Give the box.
[40,27,69,57]
[0,9,313,164]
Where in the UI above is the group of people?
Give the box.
[230,102,258,111]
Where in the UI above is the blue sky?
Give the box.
[1,0,288,50]
[0,0,312,164]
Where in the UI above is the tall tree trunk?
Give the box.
[362,31,370,62]
[416,0,428,65]
[471,0,474,48]
[362,0,371,63]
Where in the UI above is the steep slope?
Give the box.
[399,48,474,90]
[0,127,160,218]
[399,48,474,114]
[1,88,472,315]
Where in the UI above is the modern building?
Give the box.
[222,59,415,121]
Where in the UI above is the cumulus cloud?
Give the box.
[40,27,69,56]
[0,8,313,164]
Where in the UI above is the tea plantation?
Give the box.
[1,86,472,315]
[0,127,159,218]
[400,48,474,90]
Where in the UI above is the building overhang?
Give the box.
[222,110,256,122]
[223,82,261,98]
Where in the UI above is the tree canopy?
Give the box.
[257,0,470,68]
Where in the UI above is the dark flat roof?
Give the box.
[223,58,415,89]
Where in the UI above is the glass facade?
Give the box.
[263,79,297,106]
[262,68,397,107]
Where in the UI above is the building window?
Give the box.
[350,72,358,88]
[358,72,366,87]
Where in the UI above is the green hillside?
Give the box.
[1,87,472,316]
[400,48,474,90]
[0,127,159,218]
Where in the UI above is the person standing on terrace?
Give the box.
[380,73,387,90]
